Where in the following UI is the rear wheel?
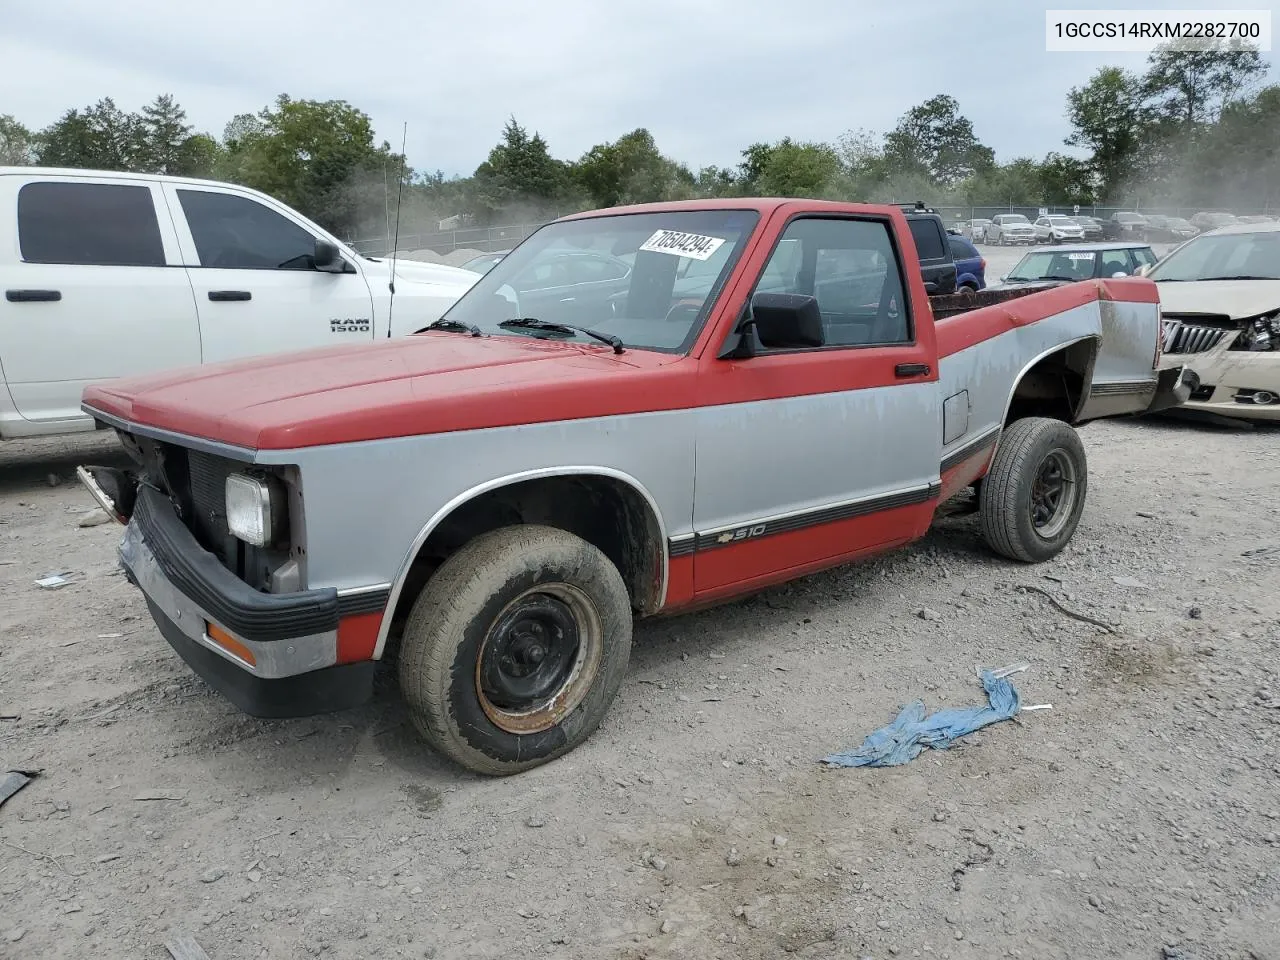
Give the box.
[979,418,1088,563]
[399,524,632,775]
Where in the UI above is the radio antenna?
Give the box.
[386,121,408,338]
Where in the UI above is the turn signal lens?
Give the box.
[206,622,257,667]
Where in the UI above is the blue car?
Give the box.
[947,233,986,292]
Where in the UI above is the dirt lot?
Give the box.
[2,410,1278,960]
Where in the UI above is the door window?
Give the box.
[177,189,318,270]
[1099,249,1132,276]
[907,218,945,260]
[753,217,910,348]
[1131,247,1158,268]
[18,181,166,267]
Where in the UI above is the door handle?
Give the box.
[895,362,930,378]
[6,289,61,302]
[208,290,251,302]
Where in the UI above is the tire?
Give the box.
[398,524,632,776]
[979,417,1088,563]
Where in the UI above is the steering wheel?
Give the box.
[664,298,704,323]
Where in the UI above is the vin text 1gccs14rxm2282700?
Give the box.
[77,198,1192,776]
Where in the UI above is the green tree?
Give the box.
[138,94,193,174]
[218,95,398,234]
[1143,38,1267,126]
[36,98,144,170]
[737,138,840,197]
[174,133,222,179]
[961,158,1043,206]
[1065,67,1148,202]
[471,117,566,221]
[0,114,36,165]
[883,95,994,185]
[574,128,693,207]
[1036,151,1095,205]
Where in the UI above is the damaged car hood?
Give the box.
[82,334,687,452]
[1156,280,1280,319]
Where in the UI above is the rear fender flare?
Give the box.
[991,334,1100,459]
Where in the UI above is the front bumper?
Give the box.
[119,486,375,718]
[1161,350,1280,422]
[1143,364,1196,414]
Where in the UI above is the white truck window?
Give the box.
[18,182,166,267]
[177,189,318,270]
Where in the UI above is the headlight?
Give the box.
[225,473,283,546]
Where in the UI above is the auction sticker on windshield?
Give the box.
[1067,252,1096,260]
[640,229,726,261]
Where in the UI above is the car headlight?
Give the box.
[225,473,284,547]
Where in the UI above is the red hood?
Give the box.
[83,333,694,450]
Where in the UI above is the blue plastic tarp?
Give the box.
[821,669,1022,768]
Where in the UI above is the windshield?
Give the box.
[1001,215,1030,225]
[1007,249,1097,282]
[437,210,759,353]
[1116,213,1145,223]
[1047,217,1077,226]
[1147,230,1280,282]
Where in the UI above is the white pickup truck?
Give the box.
[0,167,478,440]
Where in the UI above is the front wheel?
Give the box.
[979,418,1088,563]
[399,525,633,775]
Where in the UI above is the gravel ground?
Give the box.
[2,280,1278,960]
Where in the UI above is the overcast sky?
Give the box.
[3,0,1276,177]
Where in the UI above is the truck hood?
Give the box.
[82,333,690,451]
[1154,280,1280,319]
[360,256,479,291]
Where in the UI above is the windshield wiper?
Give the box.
[423,318,483,336]
[499,317,624,354]
[1196,275,1278,281]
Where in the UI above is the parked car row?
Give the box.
[957,210,1278,248]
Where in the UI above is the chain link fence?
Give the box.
[345,224,542,258]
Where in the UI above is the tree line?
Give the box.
[0,38,1274,240]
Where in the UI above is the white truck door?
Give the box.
[164,184,375,362]
[0,174,199,426]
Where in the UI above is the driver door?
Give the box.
[164,184,375,362]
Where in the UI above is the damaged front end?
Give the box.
[1160,310,1280,420]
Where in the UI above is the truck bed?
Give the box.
[929,284,1057,321]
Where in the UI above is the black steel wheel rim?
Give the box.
[474,581,604,735]
[1030,448,1077,538]
[479,594,579,711]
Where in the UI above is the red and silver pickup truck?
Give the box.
[78,199,1191,775]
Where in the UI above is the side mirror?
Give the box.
[313,239,343,272]
[719,293,824,358]
[752,293,824,349]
